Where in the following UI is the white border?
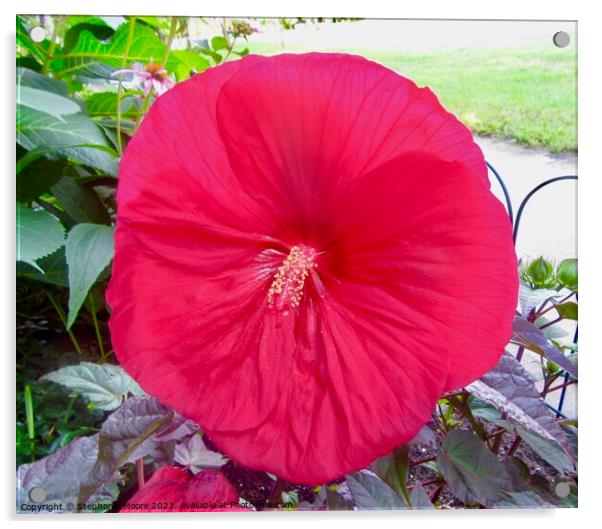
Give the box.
[4,1,601,528]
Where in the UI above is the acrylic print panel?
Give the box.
[16,16,577,513]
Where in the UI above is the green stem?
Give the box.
[448,394,487,442]
[87,292,106,361]
[24,384,35,461]
[46,290,83,357]
[116,17,137,155]
[222,35,238,62]
[62,395,77,425]
[134,90,153,134]
[41,16,61,74]
[161,17,178,66]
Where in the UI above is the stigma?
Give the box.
[267,245,317,313]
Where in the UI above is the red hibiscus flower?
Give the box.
[107,53,518,485]
[121,467,248,512]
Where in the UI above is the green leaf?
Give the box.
[211,35,228,51]
[467,396,502,422]
[17,67,69,96]
[41,362,143,411]
[51,21,166,79]
[16,16,47,64]
[370,445,411,506]
[16,150,65,202]
[63,19,115,54]
[17,247,68,287]
[197,46,223,64]
[512,424,575,474]
[51,175,111,225]
[408,482,434,509]
[346,471,406,509]
[554,301,578,320]
[166,50,210,81]
[85,92,139,118]
[17,105,118,175]
[16,202,65,271]
[436,429,514,506]
[18,85,81,118]
[65,223,114,328]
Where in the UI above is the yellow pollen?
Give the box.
[267,245,317,312]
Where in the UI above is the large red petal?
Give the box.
[322,151,518,391]
[108,221,298,433]
[214,54,487,234]
[116,55,278,238]
[207,287,450,484]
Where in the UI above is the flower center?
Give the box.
[267,245,317,313]
[145,62,169,81]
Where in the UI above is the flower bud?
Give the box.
[557,258,578,291]
[523,257,556,288]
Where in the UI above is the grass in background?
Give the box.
[248,42,576,153]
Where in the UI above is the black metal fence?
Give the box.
[487,161,577,418]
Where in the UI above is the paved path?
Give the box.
[478,136,577,262]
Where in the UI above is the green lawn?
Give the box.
[247,42,577,153]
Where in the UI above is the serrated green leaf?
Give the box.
[65,223,114,328]
[41,362,143,410]
[16,246,68,287]
[51,175,111,225]
[437,429,514,506]
[16,202,65,271]
[17,105,118,174]
[51,20,166,79]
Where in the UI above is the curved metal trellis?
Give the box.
[486,161,578,417]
